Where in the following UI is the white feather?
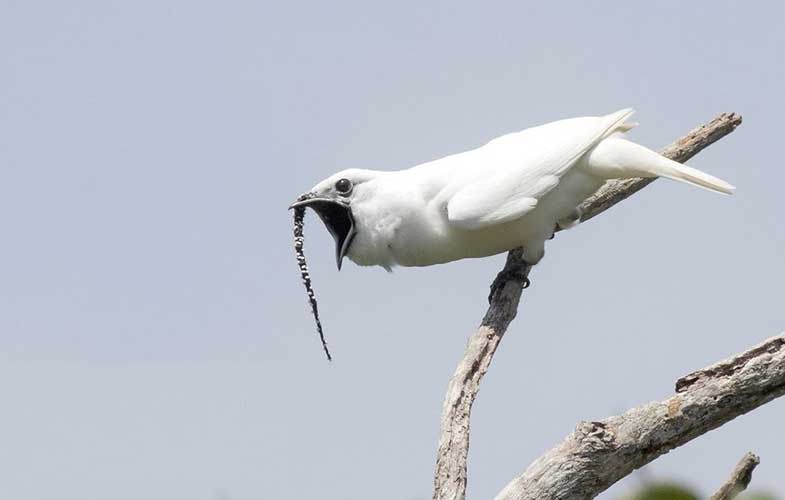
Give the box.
[445,108,635,229]
[304,109,734,269]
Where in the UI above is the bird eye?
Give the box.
[335,178,353,195]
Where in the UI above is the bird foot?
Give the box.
[488,265,531,303]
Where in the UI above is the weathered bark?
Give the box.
[433,249,530,500]
[710,452,761,500]
[432,112,744,500]
[495,335,784,499]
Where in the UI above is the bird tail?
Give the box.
[586,137,735,195]
[654,157,736,195]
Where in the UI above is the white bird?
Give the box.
[291,109,734,274]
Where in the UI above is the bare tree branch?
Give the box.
[432,112,743,500]
[495,334,784,500]
[433,248,530,500]
[710,452,761,500]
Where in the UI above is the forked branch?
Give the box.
[495,335,784,499]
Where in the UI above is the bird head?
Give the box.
[290,169,380,270]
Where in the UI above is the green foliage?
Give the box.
[621,482,780,500]
[624,482,699,500]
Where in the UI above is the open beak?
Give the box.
[289,194,356,270]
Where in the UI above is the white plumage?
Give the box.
[296,109,734,271]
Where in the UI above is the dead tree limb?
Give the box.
[710,452,761,500]
[432,112,744,500]
[495,335,784,500]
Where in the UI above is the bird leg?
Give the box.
[488,250,531,303]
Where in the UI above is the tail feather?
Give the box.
[586,137,735,195]
[658,161,735,195]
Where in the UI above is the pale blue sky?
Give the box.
[1,1,783,499]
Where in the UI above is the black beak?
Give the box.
[289,195,356,270]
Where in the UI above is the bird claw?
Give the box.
[488,267,531,303]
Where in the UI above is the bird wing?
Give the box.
[446,108,636,230]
